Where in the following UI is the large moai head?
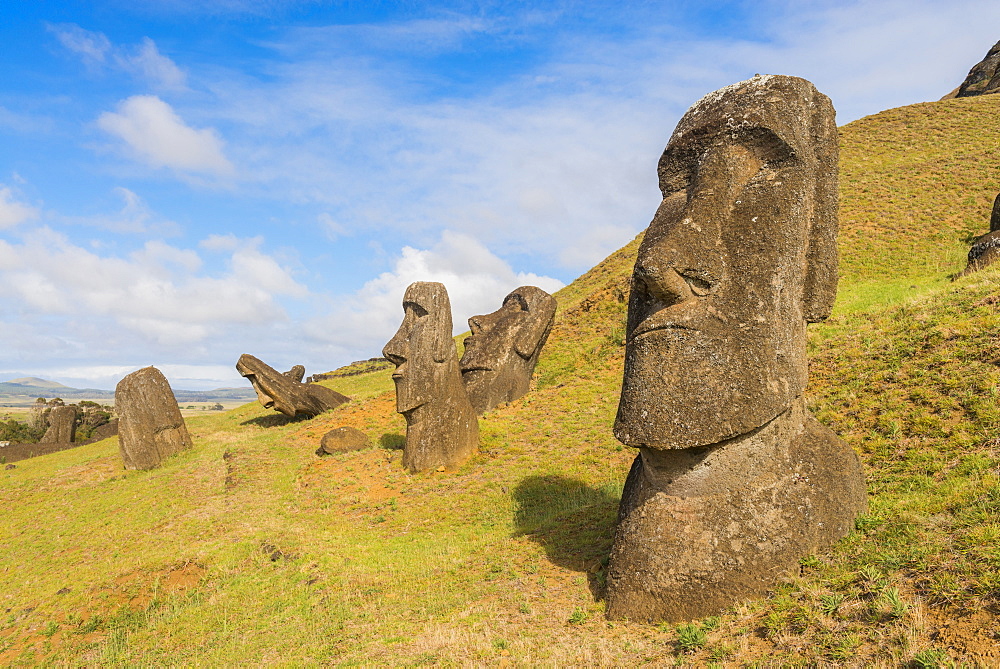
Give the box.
[383,281,478,472]
[236,354,349,418]
[614,74,839,451]
[459,286,557,414]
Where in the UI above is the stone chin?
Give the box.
[614,324,802,450]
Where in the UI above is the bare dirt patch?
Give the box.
[926,606,1000,664]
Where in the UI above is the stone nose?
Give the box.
[382,332,409,366]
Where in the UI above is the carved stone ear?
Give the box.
[433,330,454,364]
[429,285,454,364]
[514,293,557,359]
[801,87,840,323]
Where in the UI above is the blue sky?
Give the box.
[1,0,998,390]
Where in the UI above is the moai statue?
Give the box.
[40,405,77,443]
[459,286,557,414]
[236,355,349,417]
[383,282,478,473]
[957,192,1000,278]
[606,75,867,623]
[116,366,193,470]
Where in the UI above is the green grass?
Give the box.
[3,94,1000,665]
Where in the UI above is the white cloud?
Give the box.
[50,24,186,90]
[49,23,111,67]
[317,212,348,239]
[117,37,187,90]
[304,230,564,359]
[98,96,235,176]
[0,186,39,229]
[0,228,305,347]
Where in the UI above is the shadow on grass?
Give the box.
[379,432,405,450]
[513,474,619,601]
[240,414,311,428]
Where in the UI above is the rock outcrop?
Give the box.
[952,40,1000,98]
[116,366,193,470]
[606,75,867,623]
[383,282,478,473]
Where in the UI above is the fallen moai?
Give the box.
[116,366,193,470]
[606,74,868,623]
[383,281,478,473]
[236,354,349,417]
[460,286,557,414]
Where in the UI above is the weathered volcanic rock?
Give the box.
[115,366,193,470]
[383,282,478,473]
[236,354,349,418]
[607,400,866,622]
[40,405,77,443]
[955,193,1000,278]
[606,75,867,623]
[955,40,1000,97]
[90,419,119,442]
[315,426,371,456]
[460,286,557,414]
[960,229,1000,277]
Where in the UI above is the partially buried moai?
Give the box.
[383,282,478,473]
[40,405,77,443]
[236,354,349,418]
[116,366,193,470]
[459,286,557,414]
[606,75,867,623]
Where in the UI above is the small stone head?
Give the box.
[460,286,557,412]
[382,281,456,414]
[614,75,840,450]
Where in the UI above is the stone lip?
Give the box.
[236,354,349,418]
[115,366,193,471]
[460,286,557,414]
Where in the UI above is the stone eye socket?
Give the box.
[502,294,529,311]
[678,269,717,296]
[405,302,429,318]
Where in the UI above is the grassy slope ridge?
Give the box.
[2,95,1000,665]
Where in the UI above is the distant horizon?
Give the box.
[0,372,255,393]
[3,0,1000,389]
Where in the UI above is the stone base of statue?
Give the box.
[605,399,866,623]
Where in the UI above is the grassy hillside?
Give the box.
[3,94,1000,666]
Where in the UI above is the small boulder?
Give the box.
[315,426,371,456]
